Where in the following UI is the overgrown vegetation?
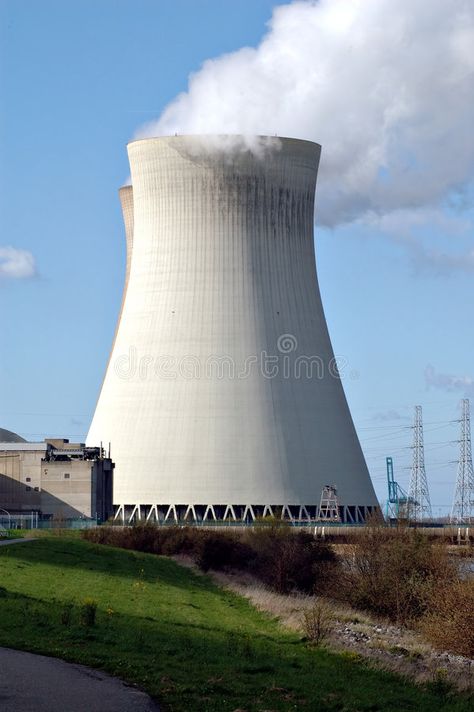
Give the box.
[1,537,472,711]
[83,523,474,658]
[332,526,455,623]
[83,523,336,595]
[330,525,474,657]
[420,578,474,658]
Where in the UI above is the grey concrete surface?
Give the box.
[0,539,36,546]
[0,648,159,711]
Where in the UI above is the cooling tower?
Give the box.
[87,135,378,523]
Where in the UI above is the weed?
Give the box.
[427,669,453,698]
[301,601,334,646]
[60,601,73,626]
[80,598,97,627]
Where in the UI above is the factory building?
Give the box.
[87,135,378,523]
[0,432,113,522]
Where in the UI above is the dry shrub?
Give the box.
[333,525,455,624]
[420,578,474,658]
[244,525,337,594]
[301,600,334,646]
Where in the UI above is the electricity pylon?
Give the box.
[450,399,474,524]
[408,405,432,523]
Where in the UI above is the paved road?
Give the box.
[0,538,36,546]
[0,648,159,711]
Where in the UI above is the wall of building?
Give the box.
[0,446,44,511]
[0,441,113,521]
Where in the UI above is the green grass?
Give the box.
[0,538,471,712]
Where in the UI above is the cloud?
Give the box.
[366,209,474,275]
[136,0,474,229]
[425,364,474,397]
[0,246,37,280]
[372,410,409,422]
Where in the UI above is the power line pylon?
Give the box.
[450,398,474,524]
[408,405,432,523]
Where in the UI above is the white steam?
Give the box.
[135,0,474,228]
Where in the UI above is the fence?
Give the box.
[0,513,98,531]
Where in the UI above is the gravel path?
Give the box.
[0,648,159,711]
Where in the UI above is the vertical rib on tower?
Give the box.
[119,185,134,294]
[87,135,378,523]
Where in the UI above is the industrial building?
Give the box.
[87,135,378,523]
[0,432,114,522]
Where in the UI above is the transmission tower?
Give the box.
[450,399,474,524]
[408,405,432,523]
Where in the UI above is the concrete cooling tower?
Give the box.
[87,135,378,523]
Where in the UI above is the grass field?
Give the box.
[0,537,472,712]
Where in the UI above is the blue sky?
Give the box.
[1,0,473,513]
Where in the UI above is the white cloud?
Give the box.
[425,364,474,397]
[0,246,37,280]
[136,0,474,228]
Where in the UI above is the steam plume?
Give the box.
[136,0,474,228]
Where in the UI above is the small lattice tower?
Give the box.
[408,405,432,522]
[318,485,341,521]
[450,398,474,524]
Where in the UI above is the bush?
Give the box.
[197,533,253,573]
[333,525,454,624]
[420,578,474,658]
[80,598,97,627]
[245,526,337,594]
[301,601,334,646]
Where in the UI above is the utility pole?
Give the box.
[450,399,474,524]
[408,405,432,523]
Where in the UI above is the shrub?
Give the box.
[301,601,334,646]
[245,527,337,594]
[197,533,253,573]
[333,526,454,624]
[80,598,98,627]
[420,578,474,658]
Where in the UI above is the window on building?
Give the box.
[26,486,31,492]
[26,477,31,482]
[34,487,39,492]
[64,473,70,479]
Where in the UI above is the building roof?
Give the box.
[0,428,27,443]
[0,442,47,452]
